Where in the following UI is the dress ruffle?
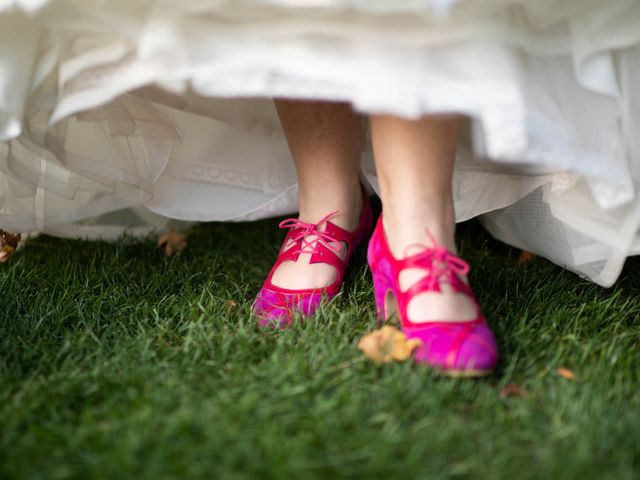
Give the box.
[1,0,640,286]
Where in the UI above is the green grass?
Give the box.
[1,216,639,479]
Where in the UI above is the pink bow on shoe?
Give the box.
[278,211,343,256]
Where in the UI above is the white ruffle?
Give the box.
[1,0,640,286]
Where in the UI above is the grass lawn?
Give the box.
[1,214,639,479]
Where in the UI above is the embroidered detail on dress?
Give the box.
[168,162,290,193]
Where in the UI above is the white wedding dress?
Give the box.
[1,0,639,286]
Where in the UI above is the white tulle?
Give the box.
[1,0,640,286]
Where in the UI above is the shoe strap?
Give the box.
[276,211,350,271]
[384,232,479,324]
[400,245,473,298]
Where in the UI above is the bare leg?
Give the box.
[271,100,364,289]
[370,114,476,322]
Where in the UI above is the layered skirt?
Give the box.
[1,0,640,286]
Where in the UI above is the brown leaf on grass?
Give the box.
[357,326,422,364]
[157,228,188,257]
[518,250,536,265]
[0,230,22,263]
[0,245,15,263]
[556,367,576,380]
[226,300,238,309]
[500,384,529,399]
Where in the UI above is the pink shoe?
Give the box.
[367,216,498,376]
[254,190,372,327]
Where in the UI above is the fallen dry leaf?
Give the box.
[518,250,536,265]
[500,384,529,399]
[0,230,22,263]
[226,300,238,309]
[157,228,188,257]
[0,245,15,263]
[556,367,576,380]
[357,325,422,364]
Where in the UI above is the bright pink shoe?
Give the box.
[367,216,498,376]
[254,191,372,327]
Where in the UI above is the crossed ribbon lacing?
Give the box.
[402,233,491,368]
[278,210,343,255]
[403,231,470,292]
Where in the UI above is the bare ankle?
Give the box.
[382,205,456,257]
[298,179,363,232]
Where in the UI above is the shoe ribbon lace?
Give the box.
[402,233,491,370]
[278,210,342,255]
[405,232,469,291]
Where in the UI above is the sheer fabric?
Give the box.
[1,0,639,286]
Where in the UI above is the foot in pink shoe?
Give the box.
[367,216,498,376]
[254,190,372,327]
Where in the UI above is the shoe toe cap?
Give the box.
[253,289,323,327]
[411,323,498,374]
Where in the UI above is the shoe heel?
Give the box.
[371,268,392,323]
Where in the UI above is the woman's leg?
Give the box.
[370,114,477,322]
[271,100,364,289]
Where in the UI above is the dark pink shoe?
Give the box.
[367,216,498,376]
[254,190,372,327]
